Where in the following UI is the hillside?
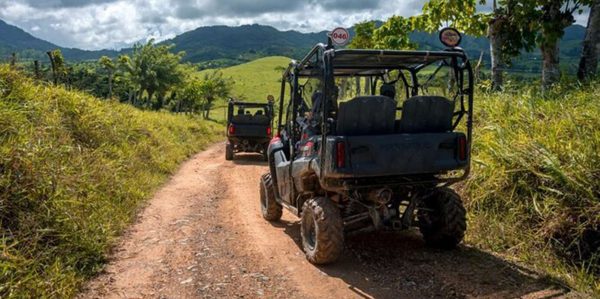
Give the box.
[0,19,118,61]
[199,56,289,122]
[0,65,221,297]
[203,56,289,101]
[168,24,324,66]
[1,18,588,70]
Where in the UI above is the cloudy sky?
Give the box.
[0,0,590,50]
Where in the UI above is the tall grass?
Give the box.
[463,83,600,295]
[0,66,221,297]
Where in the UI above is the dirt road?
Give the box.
[80,144,570,299]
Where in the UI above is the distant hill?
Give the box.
[0,19,118,61]
[0,18,587,71]
[166,24,326,66]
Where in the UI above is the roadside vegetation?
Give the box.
[0,0,598,297]
[465,81,600,295]
[0,66,221,297]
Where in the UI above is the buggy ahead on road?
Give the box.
[259,28,475,264]
[225,99,274,161]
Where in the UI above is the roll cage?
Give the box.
[276,43,474,185]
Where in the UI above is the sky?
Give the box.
[0,0,591,50]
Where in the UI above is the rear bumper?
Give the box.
[323,133,469,179]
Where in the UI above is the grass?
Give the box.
[0,65,222,298]
[462,84,600,295]
[2,53,598,297]
[200,56,289,123]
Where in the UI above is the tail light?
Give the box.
[267,126,272,136]
[336,141,346,168]
[228,124,235,135]
[457,135,467,161]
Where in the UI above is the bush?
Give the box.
[0,66,221,297]
[463,83,600,294]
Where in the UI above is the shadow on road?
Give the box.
[271,219,568,299]
[231,154,268,166]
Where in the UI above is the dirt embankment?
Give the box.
[80,144,571,299]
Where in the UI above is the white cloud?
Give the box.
[0,0,591,50]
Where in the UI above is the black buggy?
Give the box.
[259,28,475,264]
[225,99,274,161]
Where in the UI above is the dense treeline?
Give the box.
[350,0,600,91]
[11,40,234,119]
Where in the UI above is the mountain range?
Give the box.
[0,18,587,70]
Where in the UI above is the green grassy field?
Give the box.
[0,66,222,297]
[200,56,289,123]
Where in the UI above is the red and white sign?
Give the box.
[330,27,350,46]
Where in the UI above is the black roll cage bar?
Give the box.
[276,42,474,185]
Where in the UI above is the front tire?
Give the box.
[418,188,466,249]
[260,173,282,221]
[301,197,344,264]
[225,143,234,161]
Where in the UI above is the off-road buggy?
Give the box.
[225,99,274,161]
[259,28,474,264]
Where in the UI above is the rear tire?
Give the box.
[225,143,234,161]
[260,173,282,221]
[301,197,344,264]
[418,188,466,249]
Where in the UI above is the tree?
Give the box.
[414,0,489,36]
[119,40,185,109]
[499,0,593,89]
[98,56,116,99]
[349,21,377,49]
[415,0,496,87]
[46,49,67,85]
[578,0,600,80]
[373,16,416,50]
[198,71,234,119]
[489,0,507,90]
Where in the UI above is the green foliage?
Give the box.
[0,66,221,298]
[373,16,416,50]
[414,0,490,36]
[495,0,593,61]
[349,21,377,49]
[197,70,234,119]
[47,49,68,84]
[119,40,186,109]
[350,17,416,50]
[465,83,600,295]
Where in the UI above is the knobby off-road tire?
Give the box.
[418,188,467,249]
[259,173,282,221]
[301,197,344,264]
[225,143,234,161]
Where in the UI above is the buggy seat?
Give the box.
[336,96,397,136]
[399,96,455,133]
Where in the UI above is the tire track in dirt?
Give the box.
[80,143,574,299]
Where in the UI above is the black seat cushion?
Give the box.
[336,96,397,136]
[400,96,455,133]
